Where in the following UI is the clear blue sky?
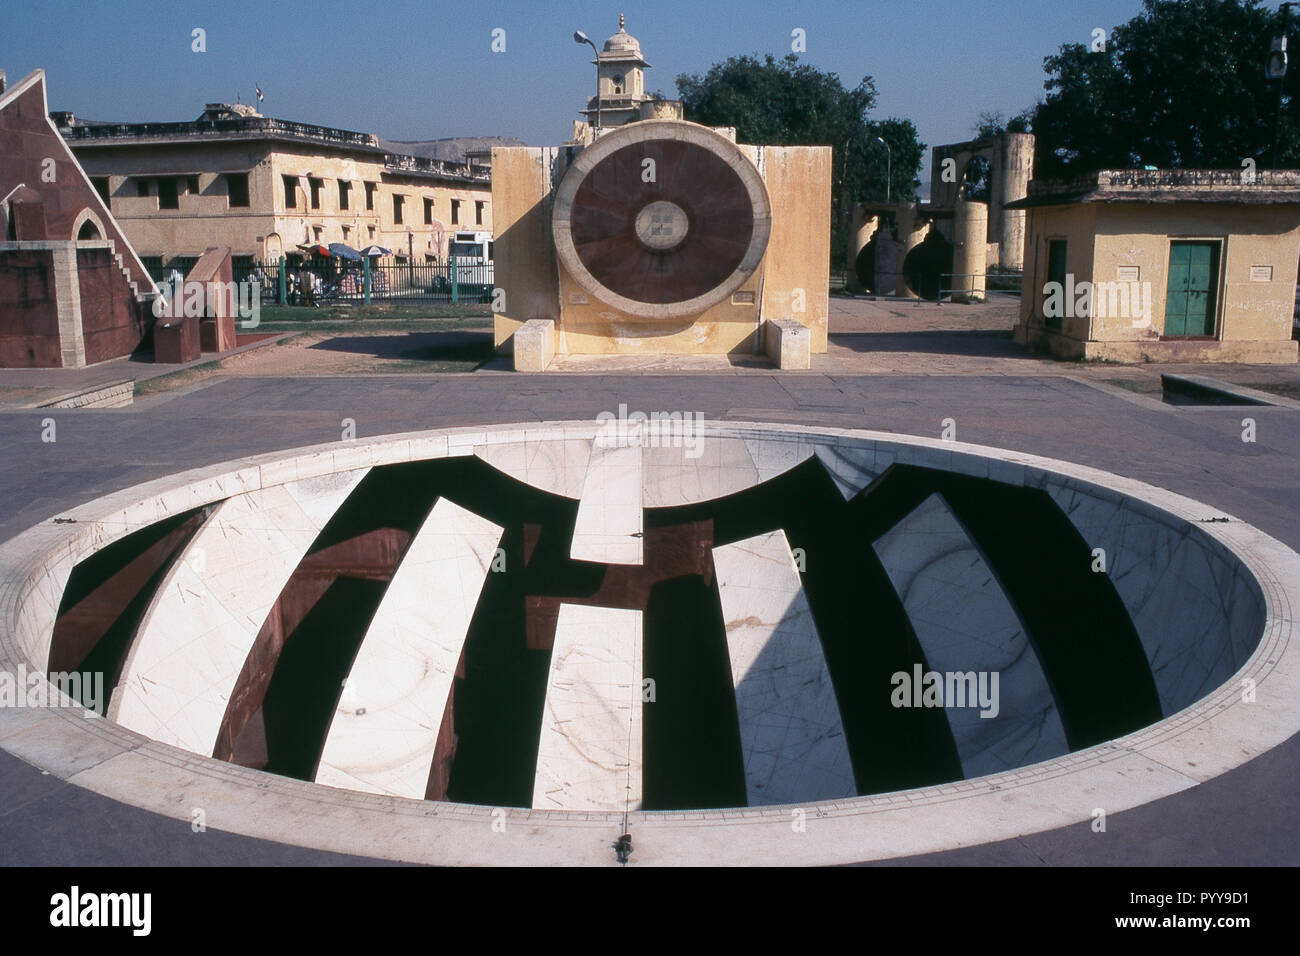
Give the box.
[3,0,1152,181]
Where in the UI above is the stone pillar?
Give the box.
[875,235,903,297]
[639,99,684,120]
[994,133,1034,272]
[894,203,928,299]
[50,242,87,368]
[952,199,989,303]
[844,203,877,293]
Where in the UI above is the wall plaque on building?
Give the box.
[1116,266,1140,282]
[1250,265,1273,282]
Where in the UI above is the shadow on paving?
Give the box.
[829,329,1038,360]
[307,330,495,365]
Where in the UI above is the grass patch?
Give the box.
[257,303,491,325]
[256,318,491,334]
[1097,376,1161,394]
[1239,380,1300,400]
[133,360,222,396]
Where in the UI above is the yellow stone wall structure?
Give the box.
[491,146,562,349]
[761,146,832,353]
[492,122,831,364]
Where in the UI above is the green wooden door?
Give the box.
[1045,239,1068,330]
[1165,241,1219,336]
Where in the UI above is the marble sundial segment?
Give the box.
[2,421,1295,865]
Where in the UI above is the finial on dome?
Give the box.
[619,12,625,30]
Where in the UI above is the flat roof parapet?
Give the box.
[382,152,490,183]
[54,114,489,183]
[1010,168,1300,207]
[58,115,383,150]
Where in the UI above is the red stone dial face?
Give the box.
[567,140,756,305]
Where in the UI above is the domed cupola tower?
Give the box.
[580,13,653,128]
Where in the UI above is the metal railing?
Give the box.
[146,256,493,306]
[934,272,1022,304]
[248,258,494,306]
[843,270,1022,303]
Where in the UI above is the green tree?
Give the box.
[676,53,925,264]
[972,110,1032,140]
[1026,0,1294,178]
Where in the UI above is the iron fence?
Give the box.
[149,256,495,306]
[933,272,1023,304]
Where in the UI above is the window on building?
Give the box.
[91,177,111,207]
[313,226,323,241]
[309,177,323,209]
[424,197,434,224]
[136,179,150,197]
[187,175,200,195]
[393,194,405,225]
[451,199,460,225]
[365,181,377,210]
[283,174,298,209]
[226,173,250,208]
[475,200,485,226]
[338,180,351,210]
[612,74,624,94]
[368,225,376,240]
[1045,239,1067,331]
[341,225,350,239]
[157,178,179,210]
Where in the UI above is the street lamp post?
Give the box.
[876,136,892,203]
[573,30,601,133]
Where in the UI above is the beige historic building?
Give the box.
[55,104,492,267]
[1010,170,1300,363]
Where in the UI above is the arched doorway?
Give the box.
[854,240,877,293]
[902,231,954,301]
[960,156,993,203]
[71,207,106,242]
[264,232,284,263]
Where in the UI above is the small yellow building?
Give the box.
[1011,170,1300,363]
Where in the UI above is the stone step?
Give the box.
[36,379,134,409]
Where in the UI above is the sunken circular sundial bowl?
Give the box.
[552,119,772,318]
[1,421,1297,866]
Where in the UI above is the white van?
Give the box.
[449,230,494,293]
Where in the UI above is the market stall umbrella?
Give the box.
[295,243,331,257]
[358,245,392,257]
[329,242,363,261]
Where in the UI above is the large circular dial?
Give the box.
[552,120,772,319]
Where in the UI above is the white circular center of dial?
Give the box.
[634,200,689,251]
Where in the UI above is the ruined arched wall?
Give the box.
[929,133,1034,272]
